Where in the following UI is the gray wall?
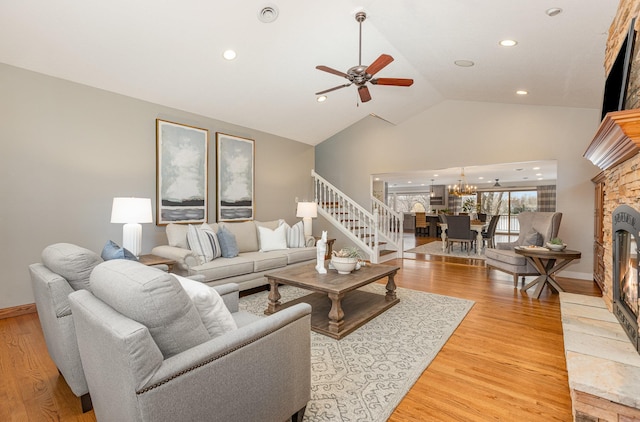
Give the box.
[0,63,314,309]
[315,100,602,278]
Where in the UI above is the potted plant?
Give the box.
[545,237,567,251]
[331,247,361,274]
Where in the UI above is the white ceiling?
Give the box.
[377,160,558,190]
[0,1,618,146]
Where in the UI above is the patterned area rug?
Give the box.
[405,240,487,260]
[239,284,474,422]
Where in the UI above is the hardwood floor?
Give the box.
[1,235,600,421]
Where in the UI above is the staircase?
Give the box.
[311,170,403,263]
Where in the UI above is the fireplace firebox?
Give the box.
[612,205,640,354]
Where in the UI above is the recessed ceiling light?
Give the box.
[317,95,327,102]
[223,49,237,60]
[407,181,412,184]
[516,90,528,95]
[536,173,542,176]
[499,39,518,47]
[257,5,279,23]
[546,8,562,17]
[533,167,540,170]
[478,177,484,180]
[433,174,439,177]
[454,60,475,67]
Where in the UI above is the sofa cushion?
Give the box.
[240,251,288,272]
[90,260,210,359]
[42,243,104,291]
[220,221,259,253]
[217,226,239,258]
[187,224,222,264]
[166,223,189,249]
[284,247,317,264]
[190,256,255,281]
[285,221,306,248]
[174,275,237,338]
[258,224,288,251]
[101,240,138,261]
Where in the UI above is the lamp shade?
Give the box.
[296,202,317,218]
[111,198,153,224]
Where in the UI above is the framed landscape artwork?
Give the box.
[156,119,208,225]
[216,133,255,221]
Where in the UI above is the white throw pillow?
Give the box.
[174,275,238,338]
[258,224,288,251]
[187,224,222,265]
[285,221,306,248]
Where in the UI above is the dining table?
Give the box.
[439,219,488,256]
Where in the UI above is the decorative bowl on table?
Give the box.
[330,256,358,274]
[545,242,567,251]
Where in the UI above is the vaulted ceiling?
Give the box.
[0,1,618,145]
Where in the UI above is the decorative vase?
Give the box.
[330,256,358,274]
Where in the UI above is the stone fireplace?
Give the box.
[612,205,640,354]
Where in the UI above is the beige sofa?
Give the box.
[151,220,316,290]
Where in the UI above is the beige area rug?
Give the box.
[405,240,487,260]
[239,284,474,422]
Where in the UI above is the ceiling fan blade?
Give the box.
[315,83,352,95]
[316,65,349,79]
[366,54,393,76]
[358,85,372,103]
[371,78,414,86]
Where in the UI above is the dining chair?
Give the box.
[445,215,476,254]
[482,214,500,249]
[415,212,428,236]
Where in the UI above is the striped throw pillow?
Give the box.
[187,224,222,265]
[286,221,306,248]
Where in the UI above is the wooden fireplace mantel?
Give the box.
[584,109,640,170]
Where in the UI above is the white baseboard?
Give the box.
[557,270,593,281]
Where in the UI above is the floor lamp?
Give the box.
[296,202,317,237]
[111,197,153,257]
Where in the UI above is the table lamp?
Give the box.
[296,202,317,237]
[110,197,153,257]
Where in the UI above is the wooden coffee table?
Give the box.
[264,262,400,339]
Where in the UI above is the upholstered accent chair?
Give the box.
[68,260,311,422]
[28,243,104,412]
[485,212,563,286]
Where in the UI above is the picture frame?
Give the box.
[156,119,208,225]
[216,132,255,221]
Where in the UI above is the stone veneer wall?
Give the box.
[601,153,640,315]
[607,0,640,110]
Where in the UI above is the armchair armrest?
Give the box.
[212,283,240,313]
[151,245,199,273]
[70,288,311,422]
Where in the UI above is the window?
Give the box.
[480,190,537,235]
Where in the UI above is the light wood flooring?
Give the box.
[1,235,600,421]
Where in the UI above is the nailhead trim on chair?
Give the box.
[136,313,307,395]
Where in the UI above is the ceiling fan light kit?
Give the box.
[315,11,413,103]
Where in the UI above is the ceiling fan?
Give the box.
[315,11,414,103]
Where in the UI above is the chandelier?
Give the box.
[448,168,477,197]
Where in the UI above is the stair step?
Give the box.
[379,249,396,256]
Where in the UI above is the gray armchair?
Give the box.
[485,212,562,286]
[68,260,311,422]
[28,243,104,412]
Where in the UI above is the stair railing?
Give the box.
[371,196,404,255]
[311,170,403,262]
